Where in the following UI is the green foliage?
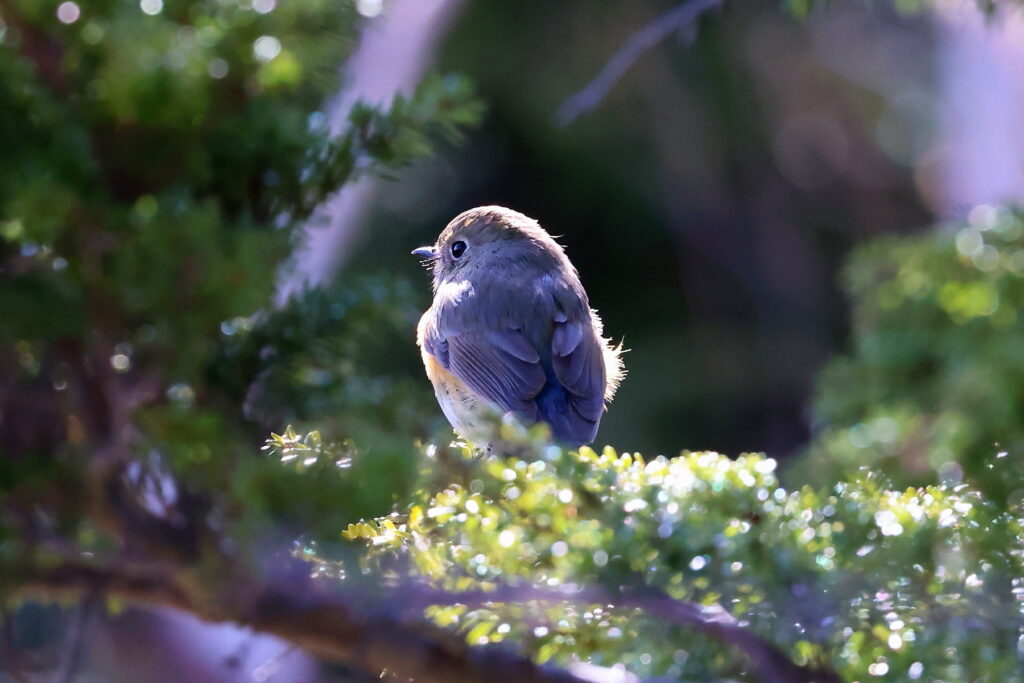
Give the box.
[800,206,1024,504]
[0,0,481,371]
[337,430,1024,681]
[0,0,479,597]
[0,0,479,436]
[210,276,433,432]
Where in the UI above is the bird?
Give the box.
[413,206,623,448]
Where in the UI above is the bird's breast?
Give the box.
[421,349,501,444]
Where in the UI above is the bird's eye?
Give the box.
[451,240,467,259]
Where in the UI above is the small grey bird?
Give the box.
[413,206,623,447]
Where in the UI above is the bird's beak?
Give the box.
[411,245,438,259]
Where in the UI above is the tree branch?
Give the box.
[18,561,843,683]
[17,562,624,683]
[555,0,724,126]
[276,0,468,304]
[395,582,842,683]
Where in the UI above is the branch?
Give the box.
[275,0,468,304]
[395,582,842,683]
[17,562,630,683]
[555,0,724,126]
[53,590,99,683]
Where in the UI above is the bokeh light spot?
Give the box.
[56,2,81,24]
[253,36,282,63]
[356,0,384,18]
[208,59,229,79]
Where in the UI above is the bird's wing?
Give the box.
[448,330,547,419]
[422,315,546,419]
[546,314,607,444]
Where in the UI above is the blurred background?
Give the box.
[334,0,1016,459]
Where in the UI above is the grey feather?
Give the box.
[447,332,546,413]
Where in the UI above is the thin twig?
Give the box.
[1,608,30,683]
[555,0,724,126]
[53,590,100,683]
[250,645,297,682]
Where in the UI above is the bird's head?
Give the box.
[412,206,566,291]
